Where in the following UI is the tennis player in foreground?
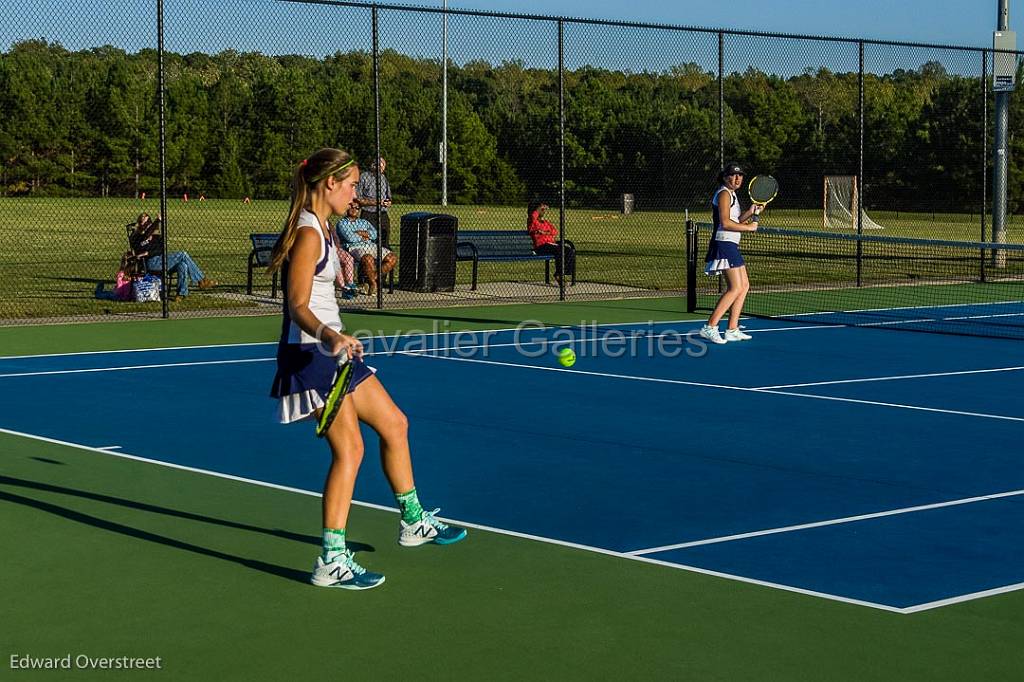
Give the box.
[268,148,466,590]
[700,163,761,344]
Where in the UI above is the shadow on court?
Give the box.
[0,475,376,585]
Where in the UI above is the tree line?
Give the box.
[2,39,1022,212]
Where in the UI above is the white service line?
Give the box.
[753,365,1024,390]
[628,488,1024,555]
[762,388,1024,423]
[407,352,1024,423]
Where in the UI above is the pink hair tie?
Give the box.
[300,159,308,167]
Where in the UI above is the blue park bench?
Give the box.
[248,232,394,298]
[456,230,576,290]
[247,233,279,298]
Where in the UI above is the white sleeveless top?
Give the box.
[286,209,342,345]
[712,186,742,244]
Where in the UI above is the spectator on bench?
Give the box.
[527,201,575,285]
[336,202,396,296]
[131,212,217,300]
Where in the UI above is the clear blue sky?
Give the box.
[2,0,1018,59]
[449,0,1014,49]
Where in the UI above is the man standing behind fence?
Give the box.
[355,157,392,247]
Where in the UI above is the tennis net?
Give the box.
[686,222,1024,339]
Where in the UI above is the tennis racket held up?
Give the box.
[748,175,778,207]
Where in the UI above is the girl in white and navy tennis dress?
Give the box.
[705,185,745,274]
[270,209,374,423]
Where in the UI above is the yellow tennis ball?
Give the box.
[557,347,576,367]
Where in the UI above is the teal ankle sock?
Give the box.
[322,527,346,562]
[396,488,424,524]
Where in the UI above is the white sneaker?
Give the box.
[724,328,752,341]
[699,325,727,345]
[310,550,385,590]
[399,508,468,547]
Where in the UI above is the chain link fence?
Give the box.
[1,0,1020,323]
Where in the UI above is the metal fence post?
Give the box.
[157,0,169,318]
[373,5,383,310]
[857,40,864,287]
[558,19,566,302]
[982,50,989,283]
[718,31,724,170]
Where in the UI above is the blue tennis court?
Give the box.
[3,316,1022,613]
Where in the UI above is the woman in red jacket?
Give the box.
[527,201,575,285]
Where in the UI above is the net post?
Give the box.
[685,218,697,313]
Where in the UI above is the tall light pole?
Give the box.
[993,0,1014,267]
[441,0,448,206]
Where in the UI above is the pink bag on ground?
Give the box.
[113,270,134,301]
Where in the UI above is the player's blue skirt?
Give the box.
[704,240,745,274]
[271,344,375,423]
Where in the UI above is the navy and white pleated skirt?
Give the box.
[271,344,375,423]
[704,240,745,274]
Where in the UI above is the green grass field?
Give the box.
[2,197,1023,320]
[2,306,1023,680]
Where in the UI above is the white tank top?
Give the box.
[712,187,742,244]
[286,209,342,345]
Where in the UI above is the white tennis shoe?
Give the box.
[310,550,385,590]
[399,508,468,546]
[724,328,752,341]
[699,324,727,345]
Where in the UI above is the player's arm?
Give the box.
[286,229,361,357]
[717,191,758,232]
[738,203,761,223]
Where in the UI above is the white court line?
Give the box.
[0,342,275,361]
[0,324,841,379]
[0,357,275,379]
[743,324,846,333]
[754,366,1024,390]
[791,299,1021,317]
[96,445,122,451]
[0,426,906,614]
[942,311,1024,321]
[0,318,703,362]
[628,488,1024,555]
[406,353,1024,423]
[860,318,939,327]
[0,336,696,379]
[903,581,1024,613]
[762,389,1024,423]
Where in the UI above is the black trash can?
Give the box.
[398,212,457,292]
